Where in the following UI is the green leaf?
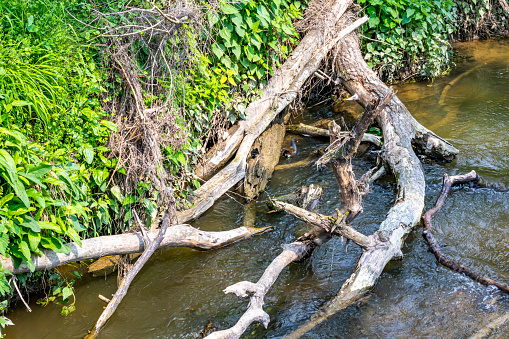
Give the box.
[62,286,73,301]
[38,221,63,233]
[0,193,14,208]
[66,225,82,247]
[0,233,9,256]
[219,27,232,41]
[92,168,108,187]
[11,101,33,107]
[122,195,137,206]
[27,188,46,208]
[69,215,85,232]
[110,185,123,203]
[207,11,219,26]
[20,215,41,233]
[40,236,69,254]
[81,144,94,165]
[220,3,239,14]
[100,120,118,132]
[27,231,41,252]
[232,44,241,60]
[211,44,225,59]
[251,20,260,31]
[368,16,380,28]
[19,240,31,263]
[0,150,29,208]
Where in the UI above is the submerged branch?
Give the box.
[422,171,509,293]
[208,185,323,339]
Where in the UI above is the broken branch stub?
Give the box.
[178,0,358,224]
[207,185,323,339]
[422,171,509,293]
[285,8,457,336]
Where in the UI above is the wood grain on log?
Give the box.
[1,225,271,275]
[243,111,290,199]
[177,0,362,224]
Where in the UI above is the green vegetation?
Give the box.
[359,0,508,82]
[0,0,307,331]
[0,0,506,334]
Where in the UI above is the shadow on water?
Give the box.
[5,39,509,338]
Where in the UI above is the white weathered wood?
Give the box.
[287,123,382,146]
[177,0,356,224]
[207,244,307,339]
[207,185,323,339]
[284,10,457,337]
[0,225,270,275]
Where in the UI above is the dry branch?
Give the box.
[207,185,323,339]
[207,244,308,339]
[268,200,375,250]
[285,8,458,337]
[88,192,180,338]
[286,123,382,146]
[1,225,270,275]
[177,1,367,224]
[422,171,509,293]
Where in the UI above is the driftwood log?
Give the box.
[422,171,509,293]
[208,81,394,339]
[284,7,459,337]
[1,225,270,275]
[193,0,356,182]
[207,185,324,339]
[177,0,367,224]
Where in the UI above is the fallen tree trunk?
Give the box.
[177,2,368,224]
[209,85,393,338]
[285,8,458,337]
[422,171,509,293]
[207,185,324,339]
[192,0,354,182]
[195,125,242,180]
[286,123,382,146]
[1,225,271,275]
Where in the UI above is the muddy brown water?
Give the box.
[5,39,509,338]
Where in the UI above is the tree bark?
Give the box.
[285,8,458,337]
[1,225,271,275]
[177,2,367,224]
[243,111,290,199]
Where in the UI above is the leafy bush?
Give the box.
[359,0,456,81]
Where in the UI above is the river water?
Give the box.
[5,39,509,338]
